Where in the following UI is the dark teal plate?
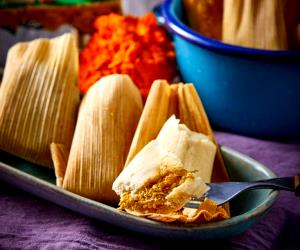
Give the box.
[0,146,278,240]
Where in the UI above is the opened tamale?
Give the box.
[62,74,143,204]
[113,116,229,223]
[0,33,80,167]
[123,80,230,217]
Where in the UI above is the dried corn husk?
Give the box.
[144,198,229,223]
[222,0,288,50]
[177,84,229,183]
[183,0,223,40]
[124,80,171,167]
[285,0,300,49]
[63,74,143,204]
[0,34,80,167]
[50,143,69,187]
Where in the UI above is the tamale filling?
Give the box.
[118,167,195,214]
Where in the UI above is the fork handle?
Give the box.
[254,174,300,196]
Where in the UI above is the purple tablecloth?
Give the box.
[0,131,300,250]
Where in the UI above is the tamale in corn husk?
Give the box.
[284,0,300,49]
[123,80,230,218]
[113,116,229,223]
[62,74,143,204]
[183,0,223,40]
[125,80,229,183]
[0,34,80,167]
[222,0,288,50]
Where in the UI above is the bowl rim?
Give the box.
[162,0,300,58]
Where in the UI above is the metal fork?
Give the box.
[185,174,300,208]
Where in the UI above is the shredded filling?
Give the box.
[118,168,194,214]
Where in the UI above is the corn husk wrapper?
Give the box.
[124,80,171,166]
[177,84,228,183]
[143,199,229,223]
[63,74,143,204]
[183,0,223,40]
[125,81,229,183]
[113,116,229,223]
[0,34,80,167]
[284,0,300,49]
[222,0,287,50]
[50,143,69,187]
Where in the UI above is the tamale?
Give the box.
[222,0,288,50]
[113,116,229,223]
[125,80,229,183]
[284,0,300,49]
[124,81,230,216]
[63,74,143,204]
[183,0,223,40]
[0,34,80,167]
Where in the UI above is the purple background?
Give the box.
[0,131,300,250]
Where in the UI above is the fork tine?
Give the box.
[184,202,202,209]
[191,196,206,202]
[184,196,205,209]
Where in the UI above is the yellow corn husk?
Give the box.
[222,0,288,50]
[183,0,223,40]
[124,80,171,167]
[50,143,69,187]
[63,74,143,204]
[177,84,229,183]
[0,34,80,167]
[168,84,180,117]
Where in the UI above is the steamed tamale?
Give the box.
[62,74,143,204]
[125,80,229,183]
[113,116,229,223]
[0,34,80,167]
[222,0,288,50]
[183,0,223,40]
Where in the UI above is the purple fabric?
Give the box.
[0,131,300,250]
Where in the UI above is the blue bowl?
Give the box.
[161,0,300,139]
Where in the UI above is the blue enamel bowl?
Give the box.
[162,0,300,139]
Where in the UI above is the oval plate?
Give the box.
[0,146,278,240]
